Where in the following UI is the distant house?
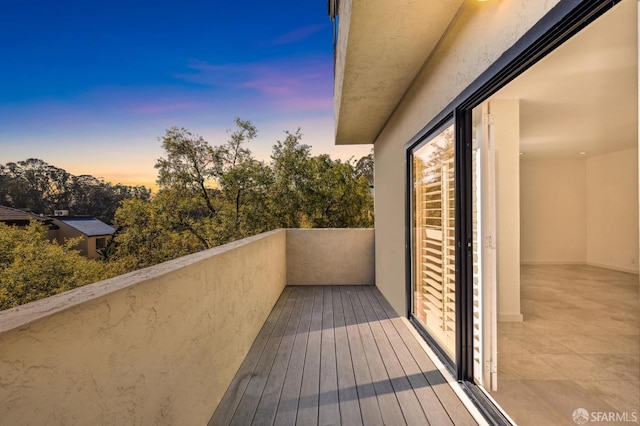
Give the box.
[52,217,115,259]
[0,205,59,239]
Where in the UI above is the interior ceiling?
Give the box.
[487,0,637,159]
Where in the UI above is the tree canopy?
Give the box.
[107,119,373,269]
[0,221,115,310]
[0,159,151,223]
[1,118,374,309]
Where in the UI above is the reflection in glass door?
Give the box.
[412,124,456,358]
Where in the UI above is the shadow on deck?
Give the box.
[209,285,478,426]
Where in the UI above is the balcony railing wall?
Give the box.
[287,228,374,285]
[0,228,374,425]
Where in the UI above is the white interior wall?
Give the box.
[586,147,640,273]
[519,147,639,274]
[492,100,523,322]
[520,157,587,264]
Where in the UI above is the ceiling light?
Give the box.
[579,152,587,155]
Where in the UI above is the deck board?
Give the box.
[295,286,323,425]
[210,285,478,426]
[209,287,292,426]
[340,286,383,426]
[349,286,406,426]
[364,286,454,426]
[229,288,297,426]
[273,286,314,425]
[333,287,362,426]
[371,287,478,426]
[253,287,306,425]
[355,286,428,426]
[318,287,340,426]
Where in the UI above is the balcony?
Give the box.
[0,229,480,425]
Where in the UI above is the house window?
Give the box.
[96,237,106,250]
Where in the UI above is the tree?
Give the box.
[213,118,274,240]
[107,198,205,271]
[109,119,375,272]
[0,119,377,309]
[304,155,373,228]
[216,159,274,241]
[214,118,257,170]
[68,174,151,223]
[0,159,151,223]
[0,221,115,310]
[155,126,218,215]
[355,148,374,188]
[269,129,312,228]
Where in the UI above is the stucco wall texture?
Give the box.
[0,229,373,425]
[287,228,375,285]
[54,219,89,257]
[372,0,562,316]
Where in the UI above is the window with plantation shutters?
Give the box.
[412,124,456,358]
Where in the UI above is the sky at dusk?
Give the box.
[0,0,370,189]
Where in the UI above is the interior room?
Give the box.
[473,1,639,424]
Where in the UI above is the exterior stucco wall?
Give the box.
[87,236,97,259]
[53,219,88,257]
[286,228,374,285]
[373,0,562,316]
[0,229,287,425]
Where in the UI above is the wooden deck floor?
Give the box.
[209,286,478,426]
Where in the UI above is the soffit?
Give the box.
[334,0,464,145]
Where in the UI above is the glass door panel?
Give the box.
[412,124,456,358]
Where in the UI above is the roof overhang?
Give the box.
[334,0,463,145]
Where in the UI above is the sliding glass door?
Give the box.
[411,123,456,359]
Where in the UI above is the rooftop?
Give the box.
[0,205,45,223]
[55,217,115,236]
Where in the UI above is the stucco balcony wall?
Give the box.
[0,228,374,425]
[286,228,375,285]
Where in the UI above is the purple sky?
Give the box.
[0,1,369,188]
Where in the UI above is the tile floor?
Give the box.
[489,265,639,426]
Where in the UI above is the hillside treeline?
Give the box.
[0,159,151,223]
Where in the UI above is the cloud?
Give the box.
[237,70,325,96]
[172,57,334,112]
[131,101,203,115]
[270,24,329,45]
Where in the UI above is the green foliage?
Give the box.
[355,148,374,187]
[0,158,151,223]
[109,118,375,271]
[0,221,115,310]
[304,155,374,228]
[155,127,218,215]
[269,129,312,228]
[0,118,375,310]
[106,198,205,271]
[108,118,373,270]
